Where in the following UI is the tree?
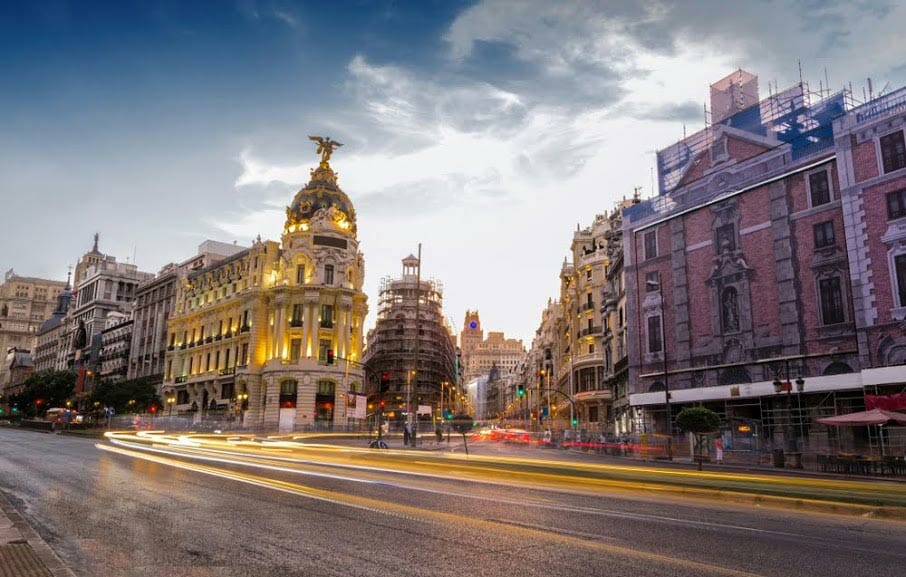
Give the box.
[88,377,161,414]
[11,370,76,417]
[675,406,721,471]
[451,413,474,456]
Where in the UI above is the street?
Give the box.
[1,428,906,577]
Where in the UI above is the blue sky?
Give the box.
[2,0,905,345]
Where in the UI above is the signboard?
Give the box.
[417,404,432,416]
[353,394,367,419]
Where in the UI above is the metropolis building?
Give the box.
[161,139,368,432]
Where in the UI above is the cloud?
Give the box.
[272,8,299,29]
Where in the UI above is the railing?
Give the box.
[579,327,601,337]
[219,367,235,376]
[240,325,250,333]
[175,376,187,383]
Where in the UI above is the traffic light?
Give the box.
[327,349,334,365]
[572,417,578,426]
[517,384,525,397]
[380,372,391,393]
[150,405,157,414]
[379,399,386,408]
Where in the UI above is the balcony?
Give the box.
[205,336,213,344]
[175,376,187,384]
[240,325,250,333]
[167,345,175,352]
[581,302,596,312]
[215,335,222,341]
[219,367,235,376]
[579,327,601,337]
[289,320,303,328]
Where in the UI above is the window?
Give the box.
[296,264,305,285]
[585,268,592,281]
[721,287,740,332]
[808,170,832,206]
[644,230,658,260]
[290,338,302,361]
[324,264,334,285]
[647,315,663,353]
[318,339,331,363]
[813,221,835,248]
[279,379,298,408]
[645,271,660,292]
[291,304,304,327]
[319,304,334,328]
[896,254,906,307]
[588,342,595,354]
[715,223,736,252]
[881,131,906,173]
[819,277,845,325]
[888,189,906,220]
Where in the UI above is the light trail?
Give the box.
[96,441,767,577]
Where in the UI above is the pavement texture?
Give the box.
[0,492,75,577]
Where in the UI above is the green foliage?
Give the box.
[87,377,161,413]
[10,370,76,416]
[675,406,721,434]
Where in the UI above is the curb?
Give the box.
[0,491,77,577]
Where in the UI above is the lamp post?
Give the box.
[773,367,805,469]
[166,395,175,417]
[236,391,249,427]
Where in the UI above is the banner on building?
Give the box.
[352,394,367,419]
[865,393,906,411]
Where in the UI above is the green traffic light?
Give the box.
[571,418,578,426]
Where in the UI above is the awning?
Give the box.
[816,408,906,426]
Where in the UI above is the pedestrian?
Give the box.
[715,436,724,464]
[403,423,411,446]
[435,425,443,443]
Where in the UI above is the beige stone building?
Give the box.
[0,269,67,388]
[458,311,524,384]
[162,141,368,432]
[556,215,612,433]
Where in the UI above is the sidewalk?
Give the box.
[0,492,76,577]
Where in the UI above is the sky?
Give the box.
[1,0,905,346]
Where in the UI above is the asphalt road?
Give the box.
[1,428,905,577]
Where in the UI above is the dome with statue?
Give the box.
[285,136,357,236]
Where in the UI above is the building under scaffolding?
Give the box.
[364,255,457,426]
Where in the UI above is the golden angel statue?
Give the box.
[308,136,343,163]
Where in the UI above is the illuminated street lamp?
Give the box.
[236,391,249,425]
[166,395,176,417]
[128,399,137,414]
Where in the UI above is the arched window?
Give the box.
[719,367,751,386]
[721,287,740,333]
[823,362,853,376]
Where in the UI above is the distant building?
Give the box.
[0,269,67,384]
[34,277,74,372]
[0,347,34,398]
[459,311,524,386]
[98,313,132,382]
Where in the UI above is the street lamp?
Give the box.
[773,369,805,469]
[166,395,175,417]
[236,391,249,426]
[646,278,672,459]
[128,399,136,414]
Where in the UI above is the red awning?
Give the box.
[817,408,906,426]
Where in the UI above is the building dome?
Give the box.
[285,160,357,236]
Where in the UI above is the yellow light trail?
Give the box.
[97,441,767,577]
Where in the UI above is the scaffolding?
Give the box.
[364,263,457,424]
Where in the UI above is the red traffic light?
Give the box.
[36,399,43,406]
[327,349,335,364]
[150,405,157,413]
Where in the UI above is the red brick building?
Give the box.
[624,70,906,458]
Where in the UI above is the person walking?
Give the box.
[715,436,724,464]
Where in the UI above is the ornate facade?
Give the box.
[162,141,368,432]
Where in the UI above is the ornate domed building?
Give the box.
[162,137,368,432]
